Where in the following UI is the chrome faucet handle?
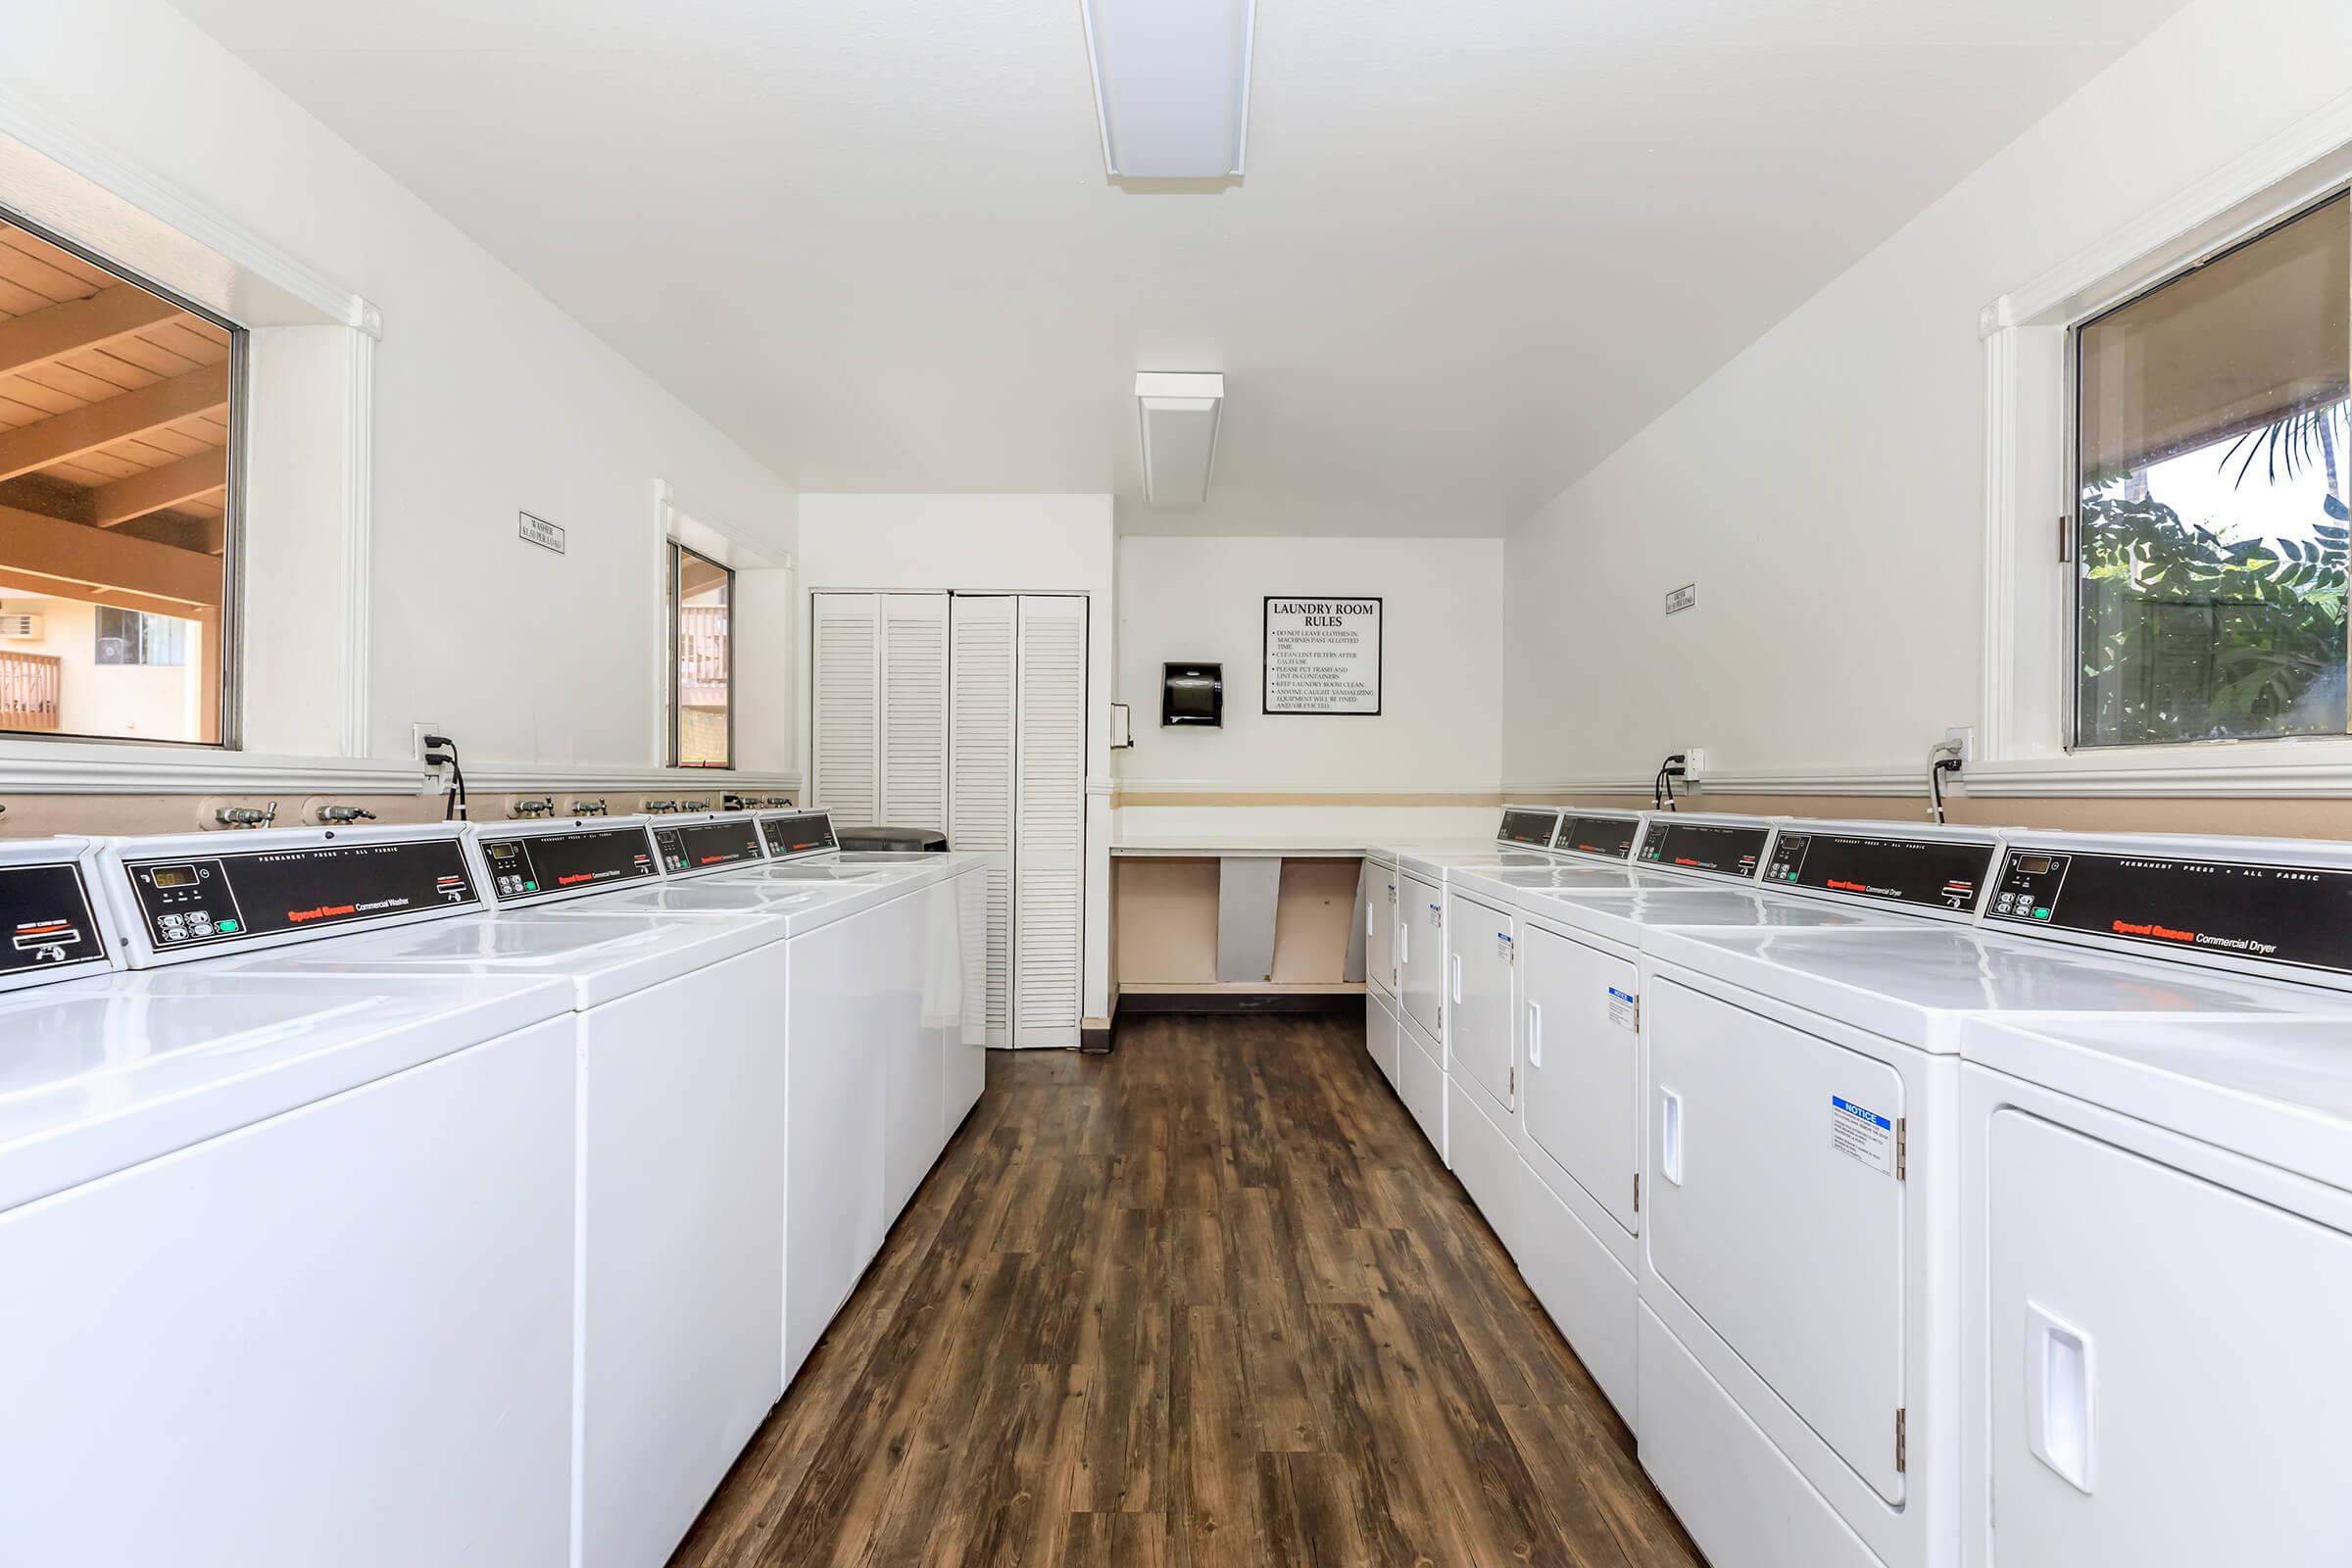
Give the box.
[318,805,377,825]
[643,800,678,815]
[216,801,278,829]
[677,800,710,813]
[571,799,610,817]
[512,798,556,818]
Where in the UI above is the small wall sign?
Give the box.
[1665,583,1697,616]
[518,511,566,555]
[1263,596,1382,715]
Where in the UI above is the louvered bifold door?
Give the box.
[811,592,881,824]
[879,593,950,834]
[1012,594,1086,1048]
[949,595,1017,1047]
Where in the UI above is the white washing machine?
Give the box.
[1,828,579,1568]
[1446,818,2005,1429]
[1953,831,2352,1568]
[535,808,991,1392]
[1630,830,2352,1568]
[145,819,794,1568]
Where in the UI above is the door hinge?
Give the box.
[1895,1407,1908,1473]
[2057,513,2074,564]
[1634,1173,1641,1212]
[1896,1117,1908,1181]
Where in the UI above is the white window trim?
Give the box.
[1978,89,2352,799]
[0,84,387,794]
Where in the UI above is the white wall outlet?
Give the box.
[1943,726,1975,764]
[1681,748,1707,782]
[412,722,440,761]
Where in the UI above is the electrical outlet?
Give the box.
[412,722,441,761]
[1943,726,1974,764]
[1681,748,1707,782]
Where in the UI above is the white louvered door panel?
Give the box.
[949,595,1017,1047]
[879,593,950,834]
[810,593,880,824]
[1012,595,1086,1048]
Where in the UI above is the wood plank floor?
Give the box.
[670,1012,1704,1568]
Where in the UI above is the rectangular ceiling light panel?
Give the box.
[1137,372,1224,509]
[1081,0,1256,178]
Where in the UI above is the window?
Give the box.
[94,608,189,666]
[2074,194,2350,749]
[0,207,237,745]
[669,543,732,767]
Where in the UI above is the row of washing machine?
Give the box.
[1362,806,2352,1568]
[0,807,992,1568]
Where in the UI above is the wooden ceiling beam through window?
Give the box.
[0,501,220,610]
[89,451,226,529]
[0,284,185,379]
[0,362,229,483]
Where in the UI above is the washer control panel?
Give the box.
[1636,819,1769,880]
[1554,813,1640,861]
[1497,808,1560,848]
[1985,846,2352,978]
[121,839,477,953]
[477,825,659,902]
[759,811,839,859]
[0,860,107,983]
[651,816,765,876]
[1764,830,1994,913]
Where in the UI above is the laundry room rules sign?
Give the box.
[1263,596,1382,715]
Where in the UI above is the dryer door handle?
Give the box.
[1659,1088,1684,1186]
[2026,1302,2095,1494]
[1450,955,1462,1004]
[1525,1002,1542,1067]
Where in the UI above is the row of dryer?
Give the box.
[1362,806,2352,1568]
[0,808,990,1568]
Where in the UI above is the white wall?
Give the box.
[1114,535,1505,795]
[1501,0,2352,791]
[6,0,798,778]
[797,494,1116,1025]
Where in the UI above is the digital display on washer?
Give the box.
[760,812,838,858]
[1497,808,1558,847]
[651,817,765,874]
[478,826,658,901]
[1762,831,1994,912]
[1636,820,1768,879]
[0,861,107,976]
[1553,814,1639,860]
[122,838,478,951]
[1984,847,2352,977]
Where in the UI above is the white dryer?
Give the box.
[537,808,991,1392]
[1953,831,2352,1568]
[1631,830,2352,1568]
[157,819,793,1568]
[2,828,579,1568]
[1452,819,2004,1429]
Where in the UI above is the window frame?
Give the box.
[0,200,244,749]
[667,540,735,770]
[1979,99,2352,798]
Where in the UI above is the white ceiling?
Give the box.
[172,0,2188,537]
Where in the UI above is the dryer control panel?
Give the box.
[1554,813,1640,861]
[0,859,108,984]
[1985,846,2352,980]
[119,838,478,954]
[651,816,765,876]
[1765,830,1994,913]
[1496,808,1560,848]
[477,825,659,902]
[1637,819,1769,880]
[759,811,838,859]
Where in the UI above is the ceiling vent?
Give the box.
[1079,0,1255,178]
[1136,372,1225,510]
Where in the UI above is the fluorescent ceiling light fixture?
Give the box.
[1080,0,1256,178]
[1136,372,1224,509]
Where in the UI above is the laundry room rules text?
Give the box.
[1263,596,1382,715]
